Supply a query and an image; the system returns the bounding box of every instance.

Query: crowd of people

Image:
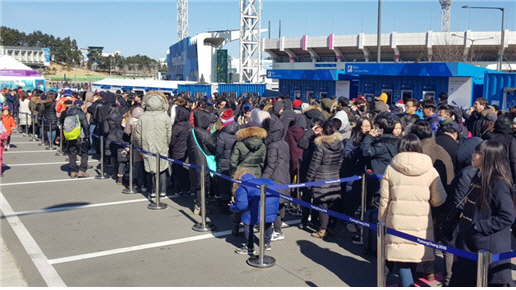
[1,87,516,286]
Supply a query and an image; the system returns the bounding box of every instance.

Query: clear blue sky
[2,0,514,60]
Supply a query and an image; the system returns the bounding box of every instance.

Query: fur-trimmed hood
[314,132,344,147]
[481,105,496,116]
[142,91,169,112]
[302,104,322,114]
[236,127,267,140]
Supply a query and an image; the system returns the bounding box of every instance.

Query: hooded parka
[379,152,447,263]
[134,92,171,173]
[230,126,267,178]
[262,118,291,201]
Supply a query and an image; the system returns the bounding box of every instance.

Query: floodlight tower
[177,0,188,41]
[239,0,262,83]
[439,0,453,32]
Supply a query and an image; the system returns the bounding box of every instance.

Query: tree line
[0,27,167,75]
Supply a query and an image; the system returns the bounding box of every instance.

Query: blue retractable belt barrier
[492,251,516,262]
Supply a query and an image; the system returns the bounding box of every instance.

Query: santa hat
[219,109,234,123]
[293,100,302,108]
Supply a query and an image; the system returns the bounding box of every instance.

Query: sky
[1,0,515,60]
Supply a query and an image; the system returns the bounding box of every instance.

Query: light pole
[462,5,505,71]
[451,34,494,62]
[377,0,382,63]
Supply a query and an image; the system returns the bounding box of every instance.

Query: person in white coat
[379,134,447,287]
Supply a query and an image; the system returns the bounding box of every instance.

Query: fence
[12,111,516,284]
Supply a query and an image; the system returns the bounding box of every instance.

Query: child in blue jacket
[230,169,280,255]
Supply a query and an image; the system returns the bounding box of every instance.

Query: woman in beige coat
[379,134,447,287]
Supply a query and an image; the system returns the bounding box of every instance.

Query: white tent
[0,55,45,90]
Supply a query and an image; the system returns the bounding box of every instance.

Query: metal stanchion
[23,113,28,137]
[377,222,386,287]
[30,114,39,142]
[55,125,64,156]
[352,173,368,246]
[95,136,109,179]
[39,119,46,146]
[122,143,137,194]
[148,153,167,210]
[248,184,276,268]
[192,164,215,231]
[476,250,491,287]
[16,111,20,133]
[46,121,55,150]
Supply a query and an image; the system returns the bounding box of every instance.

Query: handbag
[191,128,216,177]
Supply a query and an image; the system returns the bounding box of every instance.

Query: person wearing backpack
[60,100,90,178]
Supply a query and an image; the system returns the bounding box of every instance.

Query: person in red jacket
[1,107,16,151]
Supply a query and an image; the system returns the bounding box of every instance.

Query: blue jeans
[40,128,56,144]
[89,124,96,150]
[396,262,417,287]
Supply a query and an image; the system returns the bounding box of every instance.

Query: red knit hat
[293,100,302,108]
[219,109,233,122]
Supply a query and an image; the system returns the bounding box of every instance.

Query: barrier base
[38,143,44,146]
[30,138,39,142]
[192,222,216,232]
[45,146,55,151]
[95,174,110,180]
[22,133,27,137]
[122,188,138,194]
[147,202,167,210]
[55,151,64,156]
[247,255,276,268]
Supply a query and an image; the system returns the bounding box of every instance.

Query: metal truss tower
[177,0,188,41]
[239,0,262,83]
[439,0,453,32]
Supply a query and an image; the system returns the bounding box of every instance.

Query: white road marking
[6,160,96,167]
[1,177,95,186]
[0,193,66,286]
[4,150,57,154]
[47,219,301,265]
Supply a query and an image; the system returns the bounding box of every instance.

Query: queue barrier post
[55,125,64,156]
[23,113,28,137]
[192,164,215,231]
[16,110,20,134]
[247,184,276,268]
[95,136,109,179]
[122,142,137,194]
[352,173,368,246]
[30,114,39,142]
[147,152,167,210]
[39,118,46,146]
[477,250,491,287]
[376,222,386,287]
[46,121,55,150]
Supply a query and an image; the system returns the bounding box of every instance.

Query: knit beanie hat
[293,100,302,108]
[379,93,388,104]
[250,108,270,125]
[219,109,234,123]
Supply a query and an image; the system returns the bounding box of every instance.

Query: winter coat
[333,110,351,140]
[298,128,317,182]
[359,134,399,175]
[18,98,31,126]
[187,109,216,189]
[320,98,336,120]
[262,118,291,200]
[1,114,16,134]
[84,92,95,123]
[36,99,58,130]
[124,107,144,162]
[302,105,326,127]
[456,137,483,172]
[103,107,127,160]
[134,92,172,173]
[285,120,305,176]
[306,132,345,202]
[484,129,516,184]
[230,127,267,178]
[464,106,496,137]
[421,138,455,188]
[379,152,447,263]
[230,173,279,225]
[425,112,440,135]
[216,120,240,174]
[170,105,192,160]
[281,99,297,130]
[435,134,458,171]
[451,175,515,287]
[372,99,389,115]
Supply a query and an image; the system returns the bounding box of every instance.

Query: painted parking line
[4,150,57,154]
[0,193,66,286]
[47,219,301,265]
[1,177,95,186]
[7,160,97,167]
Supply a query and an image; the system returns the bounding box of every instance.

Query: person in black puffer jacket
[215,109,240,213]
[306,119,344,239]
[103,103,127,183]
[169,99,192,195]
[483,114,516,184]
[36,92,58,145]
[187,109,216,214]
[262,117,291,241]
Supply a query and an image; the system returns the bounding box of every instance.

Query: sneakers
[265,244,272,251]
[159,192,166,198]
[193,205,201,215]
[140,187,148,193]
[311,229,327,239]
[116,175,123,185]
[298,222,308,230]
[271,231,284,242]
[87,149,96,155]
[70,172,78,179]
[150,192,157,198]
[235,244,256,255]
[78,171,89,178]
